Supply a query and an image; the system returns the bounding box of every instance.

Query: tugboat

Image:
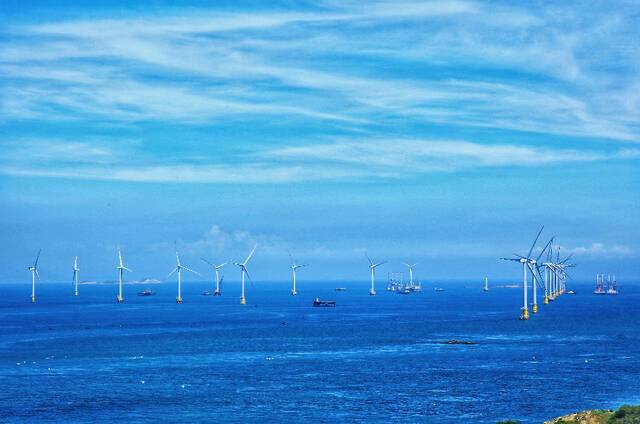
[137,289,155,296]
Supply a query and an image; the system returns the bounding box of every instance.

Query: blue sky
[1,0,639,283]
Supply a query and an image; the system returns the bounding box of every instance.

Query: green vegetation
[511,404,640,424]
[609,405,640,423]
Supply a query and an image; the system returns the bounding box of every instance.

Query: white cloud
[563,243,635,257]
[1,2,638,141]
[1,138,638,183]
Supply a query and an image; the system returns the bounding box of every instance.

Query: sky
[0,0,639,284]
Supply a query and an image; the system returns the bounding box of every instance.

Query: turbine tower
[289,252,306,296]
[402,262,417,286]
[28,249,41,303]
[483,276,489,292]
[116,248,132,303]
[72,256,79,296]
[366,254,386,296]
[235,244,257,305]
[201,258,228,296]
[168,250,200,304]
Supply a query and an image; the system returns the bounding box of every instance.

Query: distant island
[498,405,640,424]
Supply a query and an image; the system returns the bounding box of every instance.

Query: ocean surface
[0,279,638,423]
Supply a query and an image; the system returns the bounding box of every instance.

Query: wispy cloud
[562,243,636,257]
[1,138,638,183]
[1,1,638,142]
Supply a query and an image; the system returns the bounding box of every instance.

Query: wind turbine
[28,249,41,303]
[116,248,132,303]
[502,226,551,320]
[483,276,489,292]
[235,244,257,305]
[289,252,306,296]
[402,262,417,286]
[72,256,79,296]
[200,258,227,296]
[366,254,386,296]
[168,250,201,304]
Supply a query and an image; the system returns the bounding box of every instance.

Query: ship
[313,297,336,307]
[334,287,347,292]
[137,289,155,296]
[594,273,618,295]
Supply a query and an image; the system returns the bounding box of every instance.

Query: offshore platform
[594,274,618,295]
[386,272,422,294]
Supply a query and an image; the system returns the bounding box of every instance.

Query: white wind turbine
[168,250,201,304]
[116,248,132,303]
[201,258,228,296]
[28,249,41,303]
[366,254,386,296]
[502,226,550,320]
[235,244,257,305]
[72,256,79,296]
[289,252,306,296]
[402,262,417,286]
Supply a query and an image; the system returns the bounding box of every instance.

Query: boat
[313,297,336,307]
[202,290,213,296]
[567,290,576,294]
[434,287,444,292]
[334,287,347,292]
[137,289,155,296]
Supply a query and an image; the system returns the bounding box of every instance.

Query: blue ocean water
[0,280,638,423]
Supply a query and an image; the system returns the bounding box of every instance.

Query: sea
[0,280,638,423]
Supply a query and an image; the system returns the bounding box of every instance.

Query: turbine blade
[243,244,258,265]
[35,269,41,280]
[124,267,133,273]
[560,253,574,265]
[365,253,373,265]
[536,237,555,263]
[527,225,544,259]
[216,261,228,269]
[167,267,178,278]
[200,257,215,267]
[182,266,202,277]
[34,249,41,268]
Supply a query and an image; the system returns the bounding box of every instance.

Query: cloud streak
[1,138,638,183]
[1,1,638,142]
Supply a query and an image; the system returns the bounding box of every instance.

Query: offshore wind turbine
[168,250,201,304]
[235,244,257,305]
[28,249,41,303]
[402,262,417,286]
[502,226,547,320]
[201,258,227,296]
[366,254,386,296]
[289,252,306,296]
[72,256,79,296]
[116,248,132,303]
